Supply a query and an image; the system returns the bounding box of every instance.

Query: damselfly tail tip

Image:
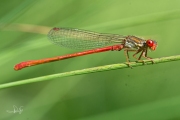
[14,63,23,71]
[14,61,30,71]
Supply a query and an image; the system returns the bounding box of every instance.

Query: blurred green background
[1,0,180,120]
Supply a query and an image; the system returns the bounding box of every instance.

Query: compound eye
[146,40,154,47]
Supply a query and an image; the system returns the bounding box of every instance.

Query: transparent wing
[48,27,125,49]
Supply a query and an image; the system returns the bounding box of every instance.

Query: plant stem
[1,55,180,89]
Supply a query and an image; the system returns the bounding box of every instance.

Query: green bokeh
[1,0,180,120]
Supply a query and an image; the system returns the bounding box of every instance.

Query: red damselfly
[14,27,157,70]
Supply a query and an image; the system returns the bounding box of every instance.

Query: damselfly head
[146,39,157,51]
